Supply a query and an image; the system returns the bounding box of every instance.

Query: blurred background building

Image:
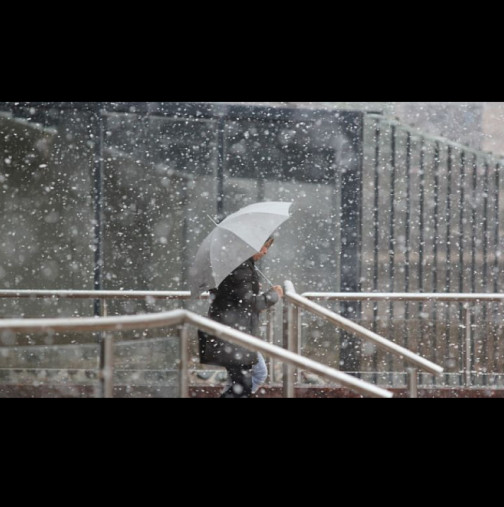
[232,102,504,156]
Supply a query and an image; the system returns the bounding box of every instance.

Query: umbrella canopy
[189,201,293,297]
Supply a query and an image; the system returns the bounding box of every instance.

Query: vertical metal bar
[92,108,108,398]
[432,142,440,293]
[404,131,412,293]
[470,155,478,382]
[493,163,500,294]
[407,367,418,398]
[445,146,452,293]
[265,306,275,383]
[470,155,478,378]
[217,118,225,222]
[404,131,412,350]
[432,142,440,364]
[92,110,104,317]
[464,305,472,387]
[99,333,114,398]
[373,119,381,302]
[372,119,380,379]
[282,298,295,398]
[482,160,490,289]
[458,151,466,293]
[179,323,189,398]
[296,307,301,384]
[418,137,426,357]
[492,163,500,375]
[458,151,466,377]
[387,125,396,379]
[388,124,396,300]
[445,145,452,384]
[482,160,490,380]
[471,154,478,293]
[418,137,425,292]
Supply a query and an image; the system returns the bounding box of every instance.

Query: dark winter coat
[198,258,279,368]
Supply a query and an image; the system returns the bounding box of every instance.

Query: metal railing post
[98,332,114,398]
[265,306,276,383]
[179,323,189,398]
[282,295,296,398]
[407,367,418,398]
[463,304,472,387]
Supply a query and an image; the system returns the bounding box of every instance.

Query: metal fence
[0,297,393,398]
[301,291,504,387]
[362,114,504,296]
[336,114,504,376]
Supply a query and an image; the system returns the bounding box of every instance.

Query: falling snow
[1,102,504,397]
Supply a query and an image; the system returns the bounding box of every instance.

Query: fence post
[98,332,114,398]
[282,298,296,398]
[265,306,276,383]
[296,307,302,385]
[407,367,418,398]
[463,305,472,387]
[92,109,104,319]
[179,323,189,398]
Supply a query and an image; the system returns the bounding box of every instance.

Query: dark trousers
[220,365,253,398]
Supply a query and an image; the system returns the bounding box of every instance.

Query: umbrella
[189,201,293,297]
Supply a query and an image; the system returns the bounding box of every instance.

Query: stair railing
[302,291,504,388]
[0,308,393,398]
[283,281,444,397]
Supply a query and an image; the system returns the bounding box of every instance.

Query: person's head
[252,236,274,262]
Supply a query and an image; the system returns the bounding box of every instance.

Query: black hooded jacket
[198,258,279,367]
[209,258,278,335]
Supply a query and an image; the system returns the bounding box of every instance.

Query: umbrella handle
[255,266,274,288]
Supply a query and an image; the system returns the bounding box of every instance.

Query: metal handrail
[302,291,504,388]
[283,281,443,397]
[0,309,393,399]
[301,291,504,303]
[286,282,443,374]
[0,288,280,385]
[0,289,199,300]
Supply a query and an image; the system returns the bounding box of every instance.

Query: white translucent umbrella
[189,201,293,297]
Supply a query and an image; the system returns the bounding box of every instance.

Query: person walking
[199,236,283,398]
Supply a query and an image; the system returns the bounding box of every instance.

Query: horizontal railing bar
[0,309,189,334]
[0,289,204,300]
[302,292,504,303]
[0,309,392,398]
[183,312,392,398]
[285,283,443,375]
[6,288,498,304]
